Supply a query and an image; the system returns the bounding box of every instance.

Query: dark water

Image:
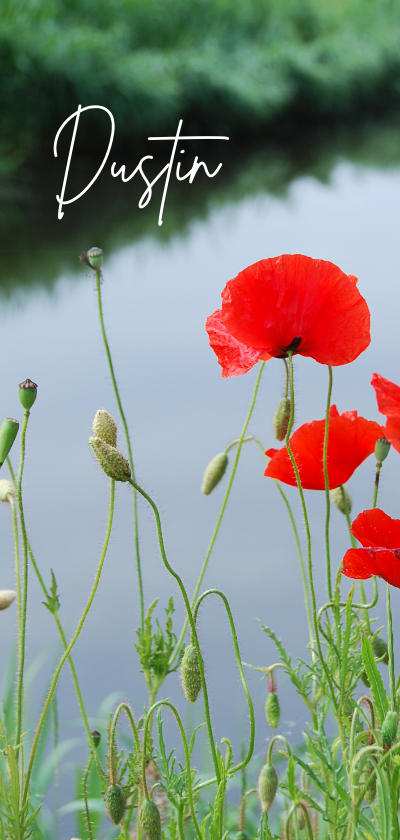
[2,122,400,837]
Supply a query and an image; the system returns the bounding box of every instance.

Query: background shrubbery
[3,0,400,171]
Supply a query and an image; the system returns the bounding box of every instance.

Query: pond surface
[2,124,400,836]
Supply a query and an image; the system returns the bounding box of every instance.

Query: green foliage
[41,570,60,615]
[135,598,180,700]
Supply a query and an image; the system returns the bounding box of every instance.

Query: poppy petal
[205,310,268,378]
[371,373,400,453]
[264,406,384,490]
[350,509,400,549]
[343,547,400,588]
[221,254,370,366]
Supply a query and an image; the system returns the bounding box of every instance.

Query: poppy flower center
[277,336,303,359]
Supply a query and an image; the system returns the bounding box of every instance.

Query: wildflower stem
[286,354,337,708]
[15,409,29,760]
[171,361,266,665]
[142,699,202,837]
[387,584,395,710]
[323,366,333,600]
[83,752,94,840]
[372,462,382,509]
[23,480,115,801]
[339,484,376,625]
[128,477,221,783]
[9,495,21,641]
[193,589,255,772]
[95,270,144,635]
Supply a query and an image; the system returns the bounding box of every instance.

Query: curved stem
[23,480,115,800]
[128,478,220,783]
[142,700,202,838]
[96,270,144,635]
[15,409,29,756]
[286,354,337,708]
[109,702,141,758]
[171,362,266,664]
[193,589,255,772]
[323,367,333,600]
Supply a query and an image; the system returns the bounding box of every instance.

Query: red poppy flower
[342,509,400,588]
[264,406,385,490]
[206,254,370,376]
[371,372,400,453]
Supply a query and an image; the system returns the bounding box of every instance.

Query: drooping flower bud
[180,642,202,702]
[372,635,389,665]
[258,762,278,812]
[92,410,117,447]
[106,783,126,824]
[87,247,103,270]
[265,691,280,729]
[330,485,352,515]
[0,419,19,467]
[360,760,376,803]
[91,730,101,748]
[235,832,248,840]
[89,437,131,482]
[0,591,16,610]
[273,398,291,441]
[375,437,391,464]
[381,710,398,747]
[19,379,37,411]
[201,452,228,495]
[0,480,15,502]
[139,798,162,840]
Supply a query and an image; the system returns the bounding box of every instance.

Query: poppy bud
[258,762,278,812]
[139,798,162,840]
[91,730,101,748]
[273,398,291,441]
[381,710,398,747]
[330,485,352,515]
[0,480,15,502]
[265,691,280,729]
[89,437,131,482]
[0,590,16,610]
[372,635,389,665]
[0,419,19,467]
[87,247,103,270]
[235,833,248,840]
[201,452,228,495]
[92,410,117,447]
[106,783,126,824]
[360,760,376,803]
[19,379,37,411]
[375,437,390,464]
[180,642,202,702]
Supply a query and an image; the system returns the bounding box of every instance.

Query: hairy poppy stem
[387,585,395,710]
[323,367,333,601]
[15,409,30,761]
[286,354,337,708]
[372,462,382,509]
[95,270,144,636]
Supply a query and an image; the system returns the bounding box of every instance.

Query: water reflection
[1,123,400,837]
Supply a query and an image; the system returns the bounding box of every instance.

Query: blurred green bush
[2,0,400,171]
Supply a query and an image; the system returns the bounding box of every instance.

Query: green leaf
[375,763,392,840]
[362,636,388,725]
[287,755,296,799]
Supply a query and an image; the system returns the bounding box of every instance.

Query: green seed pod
[235,832,248,840]
[180,643,202,702]
[106,783,126,824]
[87,246,103,270]
[0,590,16,610]
[0,480,15,502]
[375,437,391,464]
[265,691,280,729]
[273,398,291,441]
[330,485,352,515]
[360,760,376,803]
[0,419,19,467]
[91,730,101,748]
[258,763,278,812]
[372,635,389,665]
[381,710,398,747]
[139,798,162,840]
[201,452,228,495]
[18,379,37,410]
[93,410,117,447]
[89,437,131,482]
